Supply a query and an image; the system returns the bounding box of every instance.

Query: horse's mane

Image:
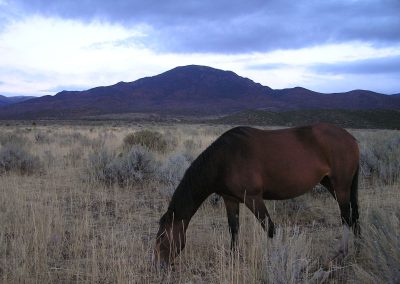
[167,136,224,218]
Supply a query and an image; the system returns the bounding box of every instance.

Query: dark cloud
[313,55,400,75]
[8,0,400,53]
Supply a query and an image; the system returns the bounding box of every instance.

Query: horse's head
[154,209,186,267]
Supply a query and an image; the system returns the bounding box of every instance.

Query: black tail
[350,165,360,236]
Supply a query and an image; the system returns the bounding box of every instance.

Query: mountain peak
[158,64,240,80]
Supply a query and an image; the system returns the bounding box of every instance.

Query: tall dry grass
[0,123,398,283]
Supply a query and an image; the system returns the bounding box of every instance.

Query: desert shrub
[159,154,190,188]
[115,146,159,186]
[0,131,29,148]
[353,209,400,283]
[262,226,316,283]
[358,132,400,184]
[86,148,115,185]
[0,144,42,175]
[123,130,168,153]
[86,146,159,187]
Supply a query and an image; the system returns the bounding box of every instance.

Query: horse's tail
[350,164,360,236]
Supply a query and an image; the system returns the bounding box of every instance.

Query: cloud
[0,1,399,96]
[0,17,157,95]
[10,0,400,53]
[312,55,400,75]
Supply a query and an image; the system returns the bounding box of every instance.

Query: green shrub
[123,130,168,153]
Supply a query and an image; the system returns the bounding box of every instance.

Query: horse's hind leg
[338,202,351,256]
[244,197,275,238]
[324,176,353,258]
[222,196,240,250]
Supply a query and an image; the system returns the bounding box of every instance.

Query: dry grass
[0,123,399,283]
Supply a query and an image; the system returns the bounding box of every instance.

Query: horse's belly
[262,174,322,200]
[262,185,311,200]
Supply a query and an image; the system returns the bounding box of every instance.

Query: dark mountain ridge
[0,95,36,107]
[0,65,399,119]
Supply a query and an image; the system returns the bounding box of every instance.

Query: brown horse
[154,123,360,266]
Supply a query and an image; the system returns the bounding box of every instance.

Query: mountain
[0,95,35,107]
[0,65,399,119]
[272,88,400,109]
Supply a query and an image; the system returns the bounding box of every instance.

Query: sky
[0,0,399,97]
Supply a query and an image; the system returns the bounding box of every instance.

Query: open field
[0,122,399,283]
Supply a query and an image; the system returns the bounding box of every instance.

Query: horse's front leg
[222,196,240,250]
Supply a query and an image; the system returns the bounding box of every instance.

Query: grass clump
[123,130,168,153]
[262,226,315,283]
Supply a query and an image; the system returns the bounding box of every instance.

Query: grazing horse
[154,123,360,266]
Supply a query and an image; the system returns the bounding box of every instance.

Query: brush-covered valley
[0,121,399,283]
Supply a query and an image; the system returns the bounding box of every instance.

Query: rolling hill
[213,109,400,129]
[0,65,399,119]
[0,95,35,107]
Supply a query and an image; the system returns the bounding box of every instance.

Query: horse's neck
[168,174,211,226]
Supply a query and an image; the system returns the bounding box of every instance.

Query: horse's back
[214,124,359,200]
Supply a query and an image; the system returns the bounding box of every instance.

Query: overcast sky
[0,0,399,96]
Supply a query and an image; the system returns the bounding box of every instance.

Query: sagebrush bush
[353,209,400,283]
[358,131,400,184]
[116,146,159,185]
[86,148,115,185]
[0,131,29,148]
[159,154,190,189]
[123,130,168,153]
[0,144,42,175]
[87,146,159,187]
